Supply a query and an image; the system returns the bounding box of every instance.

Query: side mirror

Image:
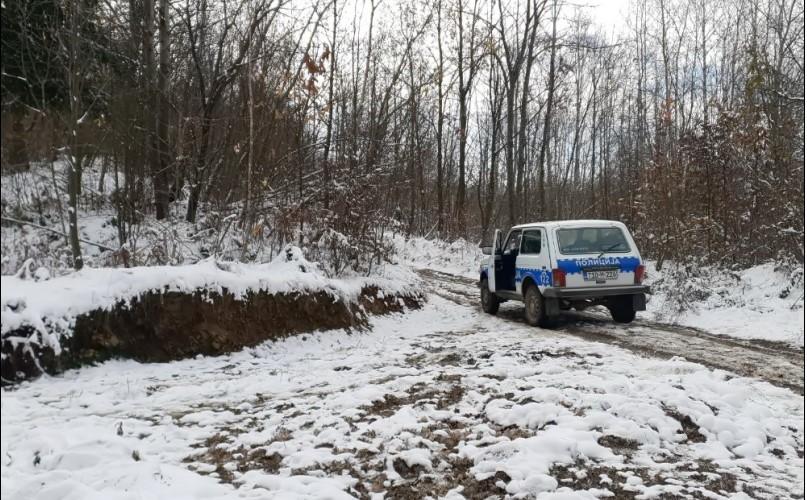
[481,246,493,255]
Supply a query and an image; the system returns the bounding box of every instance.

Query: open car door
[489,229,502,292]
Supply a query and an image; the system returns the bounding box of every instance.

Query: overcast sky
[583,0,632,34]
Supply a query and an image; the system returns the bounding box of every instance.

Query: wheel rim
[481,287,489,307]
[526,290,539,321]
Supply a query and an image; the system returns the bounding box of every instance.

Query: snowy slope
[645,262,805,347]
[391,235,484,279]
[2,247,420,354]
[2,161,125,274]
[1,295,802,499]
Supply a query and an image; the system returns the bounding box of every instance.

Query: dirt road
[418,268,805,394]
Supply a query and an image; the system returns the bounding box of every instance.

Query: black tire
[480,278,499,315]
[608,296,637,323]
[524,284,554,328]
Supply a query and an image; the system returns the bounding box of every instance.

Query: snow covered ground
[645,262,805,347]
[392,236,805,347]
[1,161,124,274]
[1,293,803,499]
[391,235,484,279]
[2,162,803,497]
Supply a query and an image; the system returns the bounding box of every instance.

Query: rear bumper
[542,285,650,299]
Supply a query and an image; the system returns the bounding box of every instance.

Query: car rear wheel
[480,278,499,315]
[608,296,636,323]
[524,284,553,328]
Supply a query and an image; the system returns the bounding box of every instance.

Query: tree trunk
[323,0,337,211]
[455,0,468,236]
[517,9,539,219]
[67,159,83,270]
[66,0,84,270]
[505,83,516,225]
[186,113,210,223]
[407,56,417,235]
[590,72,597,214]
[537,0,558,219]
[154,0,170,219]
[436,0,444,234]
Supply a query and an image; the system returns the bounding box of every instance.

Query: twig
[790,290,804,310]
[1,216,117,252]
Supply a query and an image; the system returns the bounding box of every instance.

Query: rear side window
[556,227,630,255]
[521,230,542,254]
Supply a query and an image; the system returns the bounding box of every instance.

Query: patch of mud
[439,353,463,366]
[598,435,641,453]
[549,458,745,499]
[382,457,511,500]
[184,433,285,484]
[549,461,653,498]
[361,378,466,418]
[682,460,739,495]
[664,407,707,443]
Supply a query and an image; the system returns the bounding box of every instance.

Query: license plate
[583,270,618,282]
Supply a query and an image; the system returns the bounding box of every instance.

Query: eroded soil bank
[1,285,421,384]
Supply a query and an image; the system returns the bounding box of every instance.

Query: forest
[2,3,805,497]
[1,0,804,274]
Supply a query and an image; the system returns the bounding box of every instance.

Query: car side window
[520,230,542,255]
[504,231,522,253]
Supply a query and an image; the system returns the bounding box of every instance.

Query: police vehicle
[479,220,650,327]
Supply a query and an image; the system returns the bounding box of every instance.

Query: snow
[391,234,804,347]
[3,160,801,348]
[391,235,803,346]
[1,247,420,354]
[645,262,805,347]
[391,234,484,279]
[3,161,400,276]
[395,448,433,471]
[1,294,803,499]
[2,161,803,497]
[238,473,356,499]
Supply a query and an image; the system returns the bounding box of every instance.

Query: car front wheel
[524,284,553,328]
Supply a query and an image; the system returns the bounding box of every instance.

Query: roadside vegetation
[1,0,803,278]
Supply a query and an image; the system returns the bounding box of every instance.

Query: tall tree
[536,0,558,220]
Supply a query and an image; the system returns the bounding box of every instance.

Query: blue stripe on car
[556,256,640,275]
[515,268,553,286]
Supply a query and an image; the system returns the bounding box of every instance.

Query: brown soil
[184,432,284,484]
[2,285,422,384]
[664,407,707,443]
[598,434,641,453]
[379,456,511,500]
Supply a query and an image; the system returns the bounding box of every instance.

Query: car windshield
[556,227,630,255]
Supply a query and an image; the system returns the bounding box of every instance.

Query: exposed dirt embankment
[2,286,421,384]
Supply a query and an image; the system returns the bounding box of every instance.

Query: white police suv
[479,220,650,327]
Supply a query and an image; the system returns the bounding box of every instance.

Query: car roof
[511,219,626,230]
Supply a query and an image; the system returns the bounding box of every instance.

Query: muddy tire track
[418,268,805,393]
